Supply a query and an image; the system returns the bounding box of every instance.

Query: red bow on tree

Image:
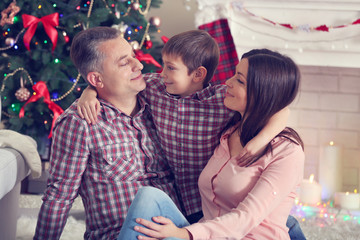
[135,50,162,68]
[161,36,169,44]
[19,81,64,138]
[22,13,59,52]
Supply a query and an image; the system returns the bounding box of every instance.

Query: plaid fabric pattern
[142,73,234,216]
[199,18,239,85]
[34,97,178,240]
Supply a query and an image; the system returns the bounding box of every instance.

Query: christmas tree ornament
[22,13,59,52]
[144,40,153,49]
[5,37,15,46]
[149,16,161,27]
[19,81,64,138]
[131,2,140,11]
[62,31,70,43]
[1,0,163,140]
[0,0,20,27]
[144,34,152,49]
[130,40,140,50]
[15,77,31,102]
[112,22,129,34]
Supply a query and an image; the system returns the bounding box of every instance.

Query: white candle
[319,141,342,200]
[334,190,360,210]
[299,174,322,205]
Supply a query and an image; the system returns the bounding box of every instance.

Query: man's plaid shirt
[142,73,234,216]
[34,96,178,240]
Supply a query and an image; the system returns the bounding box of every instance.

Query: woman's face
[224,58,248,115]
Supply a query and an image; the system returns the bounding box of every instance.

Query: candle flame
[329,141,334,146]
[355,189,358,194]
[346,192,349,195]
[309,174,314,183]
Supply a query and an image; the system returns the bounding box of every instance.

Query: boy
[78,30,288,223]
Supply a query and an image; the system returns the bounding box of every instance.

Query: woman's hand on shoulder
[77,86,100,125]
[238,139,267,166]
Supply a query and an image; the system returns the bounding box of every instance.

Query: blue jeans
[287,215,306,240]
[117,186,306,240]
[117,186,189,240]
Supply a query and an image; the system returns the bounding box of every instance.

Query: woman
[117,49,305,240]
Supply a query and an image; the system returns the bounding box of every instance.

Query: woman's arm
[185,140,304,239]
[240,107,290,165]
[77,86,100,125]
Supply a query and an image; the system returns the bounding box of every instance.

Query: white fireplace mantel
[195,0,360,68]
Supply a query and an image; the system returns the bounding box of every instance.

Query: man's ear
[86,72,103,88]
[193,66,207,83]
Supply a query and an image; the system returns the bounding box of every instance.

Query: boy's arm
[240,107,290,164]
[77,85,100,124]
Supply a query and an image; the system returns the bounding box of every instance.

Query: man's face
[160,54,199,97]
[97,36,145,101]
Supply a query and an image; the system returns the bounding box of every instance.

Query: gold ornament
[5,37,15,46]
[15,77,30,102]
[130,40,140,50]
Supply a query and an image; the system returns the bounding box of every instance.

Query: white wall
[289,65,360,192]
[148,0,198,39]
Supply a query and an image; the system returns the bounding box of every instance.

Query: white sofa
[0,147,30,240]
[0,98,42,239]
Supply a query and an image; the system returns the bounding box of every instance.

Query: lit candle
[334,189,360,210]
[319,141,342,200]
[299,174,322,205]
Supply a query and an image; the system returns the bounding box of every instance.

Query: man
[34,27,179,240]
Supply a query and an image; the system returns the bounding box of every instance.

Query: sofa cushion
[0,148,30,199]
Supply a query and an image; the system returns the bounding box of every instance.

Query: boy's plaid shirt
[142,73,234,215]
[139,19,238,215]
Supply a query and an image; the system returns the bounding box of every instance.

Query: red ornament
[315,25,329,32]
[280,24,293,30]
[145,40,153,49]
[353,19,360,25]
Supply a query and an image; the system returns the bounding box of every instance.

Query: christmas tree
[0,0,163,152]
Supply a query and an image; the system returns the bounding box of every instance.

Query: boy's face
[161,54,201,97]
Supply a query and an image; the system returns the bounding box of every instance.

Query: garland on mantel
[232,2,360,32]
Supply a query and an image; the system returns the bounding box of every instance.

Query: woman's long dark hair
[224,49,304,164]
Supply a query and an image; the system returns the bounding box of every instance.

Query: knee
[136,186,168,200]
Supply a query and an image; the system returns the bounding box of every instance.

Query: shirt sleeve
[185,140,304,239]
[34,115,89,239]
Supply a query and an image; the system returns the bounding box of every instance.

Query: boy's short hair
[162,30,220,86]
[70,27,121,81]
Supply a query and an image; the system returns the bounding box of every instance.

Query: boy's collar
[164,82,213,100]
